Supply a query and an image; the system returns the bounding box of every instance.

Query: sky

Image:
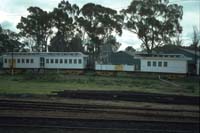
[0,0,199,50]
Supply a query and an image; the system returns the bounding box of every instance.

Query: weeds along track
[56,90,200,105]
[0,116,199,133]
[0,99,199,123]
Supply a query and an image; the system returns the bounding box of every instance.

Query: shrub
[186,85,196,93]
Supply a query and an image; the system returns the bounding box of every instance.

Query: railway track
[56,90,200,105]
[0,116,199,133]
[0,99,198,112]
[0,99,199,122]
[0,99,199,132]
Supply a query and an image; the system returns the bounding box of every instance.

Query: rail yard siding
[140,59,188,74]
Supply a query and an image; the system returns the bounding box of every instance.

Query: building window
[147,61,151,67]
[78,59,82,64]
[46,59,49,64]
[55,59,58,64]
[153,61,157,67]
[26,59,29,63]
[4,59,7,63]
[31,59,34,63]
[60,59,63,64]
[22,59,25,64]
[51,59,54,63]
[64,59,68,64]
[158,62,162,67]
[17,59,20,63]
[164,62,168,67]
[74,59,77,64]
[69,59,72,64]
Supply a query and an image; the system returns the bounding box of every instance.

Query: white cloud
[180,10,200,46]
[117,30,141,50]
[68,0,131,10]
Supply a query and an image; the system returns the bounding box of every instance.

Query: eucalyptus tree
[122,0,183,54]
[125,46,136,53]
[0,25,9,54]
[50,0,80,52]
[17,7,52,52]
[192,26,200,73]
[0,26,25,54]
[103,35,121,52]
[78,3,124,58]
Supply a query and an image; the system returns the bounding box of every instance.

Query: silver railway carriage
[2,52,88,70]
[1,52,196,75]
[135,54,192,74]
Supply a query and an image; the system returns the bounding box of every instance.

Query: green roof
[110,51,140,65]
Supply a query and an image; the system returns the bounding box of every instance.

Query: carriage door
[9,59,16,68]
[40,57,45,68]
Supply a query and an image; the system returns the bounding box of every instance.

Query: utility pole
[193,26,199,75]
[11,48,14,76]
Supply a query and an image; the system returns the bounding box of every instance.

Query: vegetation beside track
[0,73,199,96]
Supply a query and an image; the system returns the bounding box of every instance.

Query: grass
[0,73,199,96]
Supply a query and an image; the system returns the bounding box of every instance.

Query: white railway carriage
[3,52,88,70]
[95,64,134,72]
[135,54,191,74]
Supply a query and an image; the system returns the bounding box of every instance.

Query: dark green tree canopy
[0,25,25,54]
[17,7,52,52]
[49,0,80,52]
[122,0,183,54]
[125,46,136,53]
[79,3,124,58]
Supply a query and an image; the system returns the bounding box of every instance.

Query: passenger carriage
[2,52,88,72]
[135,54,192,74]
[1,51,195,75]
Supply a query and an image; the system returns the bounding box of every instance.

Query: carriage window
[74,59,77,64]
[55,59,58,64]
[69,59,72,64]
[60,59,63,64]
[64,59,68,64]
[51,59,54,63]
[147,61,151,66]
[153,61,157,67]
[78,59,82,64]
[17,59,20,63]
[164,62,168,67]
[46,59,49,64]
[31,59,34,63]
[22,59,25,63]
[4,59,7,63]
[26,59,29,63]
[158,62,162,67]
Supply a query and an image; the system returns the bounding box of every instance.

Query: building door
[40,57,45,68]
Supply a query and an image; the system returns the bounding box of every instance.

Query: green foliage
[0,25,25,54]
[79,3,124,58]
[122,0,183,54]
[49,1,80,52]
[186,85,196,93]
[125,46,136,53]
[17,7,52,52]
